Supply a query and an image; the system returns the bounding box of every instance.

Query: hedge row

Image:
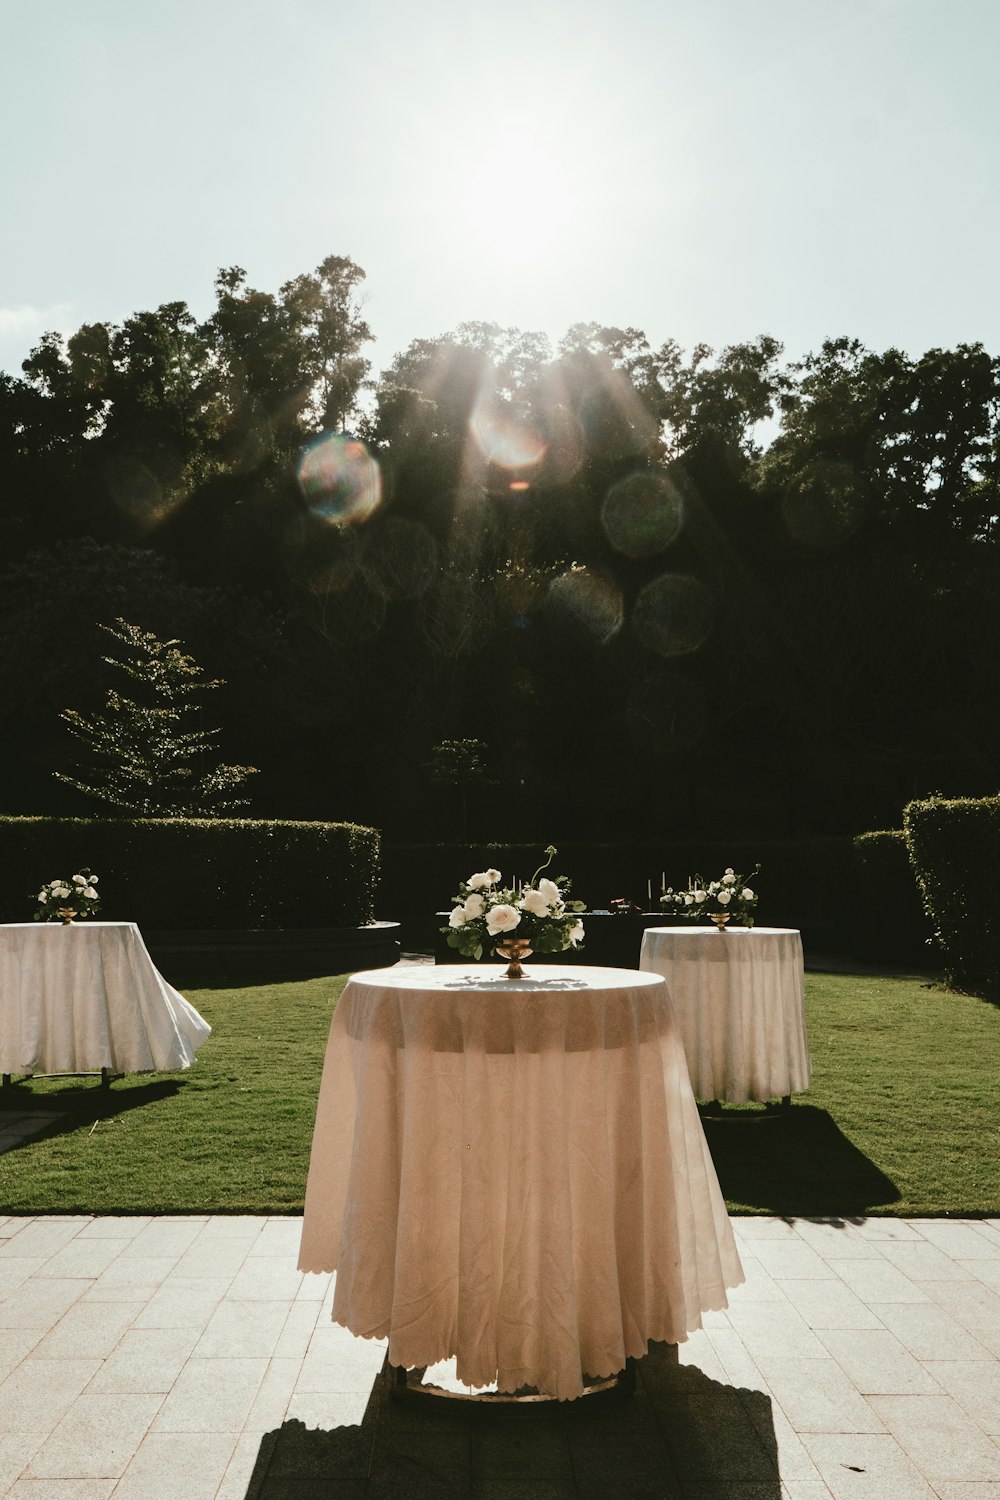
[0,817,380,930]
[904,795,1000,997]
[377,838,857,947]
[851,830,936,965]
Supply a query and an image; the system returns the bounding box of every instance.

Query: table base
[2,1070,122,1090]
[388,1358,636,1411]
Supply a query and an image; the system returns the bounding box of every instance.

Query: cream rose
[519,888,550,916]
[717,889,732,905]
[463,893,485,919]
[486,904,521,936]
[448,906,467,928]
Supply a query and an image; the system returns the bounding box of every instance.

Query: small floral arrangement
[442,845,586,960]
[660,866,759,925]
[34,869,101,922]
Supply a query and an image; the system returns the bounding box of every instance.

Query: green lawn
[1,970,997,1218]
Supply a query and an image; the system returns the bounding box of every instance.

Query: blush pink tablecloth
[0,922,210,1075]
[298,963,743,1401]
[639,926,812,1104]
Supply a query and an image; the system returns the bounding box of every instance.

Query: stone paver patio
[1,1213,1000,1497]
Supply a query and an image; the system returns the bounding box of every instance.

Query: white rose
[725,867,735,875]
[448,906,467,928]
[89,875,99,883]
[718,889,732,905]
[721,873,736,885]
[741,887,755,901]
[38,890,48,902]
[467,869,500,891]
[485,868,501,885]
[463,893,485,919]
[693,889,706,903]
[84,887,98,899]
[683,893,693,906]
[520,888,550,916]
[54,886,70,898]
[537,877,562,907]
[73,874,87,885]
[486,904,521,936]
[708,881,719,894]
[567,919,584,944]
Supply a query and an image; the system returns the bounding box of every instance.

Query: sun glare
[459,122,578,266]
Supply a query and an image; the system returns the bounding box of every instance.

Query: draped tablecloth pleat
[0,922,211,1075]
[298,964,743,1401]
[640,926,812,1103]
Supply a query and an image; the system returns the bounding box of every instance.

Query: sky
[2,0,999,389]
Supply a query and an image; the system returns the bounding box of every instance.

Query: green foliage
[852,831,935,965]
[56,618,258,816]
[904,795,1000,996]
[0,816,380,929]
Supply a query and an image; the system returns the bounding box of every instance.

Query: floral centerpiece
[660,866,759,928]
[442,845,585,974]
[34,870,101,923]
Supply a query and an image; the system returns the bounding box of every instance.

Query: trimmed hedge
[852,830,936,965]
[378,838,857,950]
[904,795,1000,997]
[0,817,380,930]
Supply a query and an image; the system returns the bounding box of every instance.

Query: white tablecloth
[0,922,211,1075]
[639,926,811,1104]
[298,963,743,1401]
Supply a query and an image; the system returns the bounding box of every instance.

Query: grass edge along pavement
[0,970,997,1218]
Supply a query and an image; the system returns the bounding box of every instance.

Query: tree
[55,619,258,816]
[426,738,496,840]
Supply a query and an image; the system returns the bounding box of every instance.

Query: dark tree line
[2,254,998,841]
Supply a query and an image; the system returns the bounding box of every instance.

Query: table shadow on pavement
[702,1102,900,1217]
[242,1344,780,1499]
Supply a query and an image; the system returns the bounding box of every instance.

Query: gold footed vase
[494,937,533,978]
[57,908,77,925]
[709,912,730,931]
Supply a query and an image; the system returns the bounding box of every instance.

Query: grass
[1,969,998,1218]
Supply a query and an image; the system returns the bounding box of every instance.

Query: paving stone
[733,1218,803,1242]
[867,1394,1000,1482]
[793,1222,877,1260]
[273,1299,325,1359]
[0,1223,81,1262]
[283,1389,374,1429]
[118,1221,204,1259]
[852,1221,926,1243]
[910,1224,1000,1260]
[248,1220,304,1258]
[244,1357,302,1432]
[0,1433,46,1495]
[815,1330,939,1394]
[919,1282,1000,1356]
[26,1393,162,1479]
[778,1482,837,1499]
[922,1361,1000,1436]
[109,1430,237,1500]
[296,1326,388,1394]
[0,1260,50,1300]
[727,1256,789,1302]
[81,1257,179,1303]
[130,1276,231,1330]
[192,1298,291,1358]
[653,1389,780,1483]
[74,1218,150,1241]
[86,1327,200,1394]
[877,1240,980,1282]
[199,1216,265,1240]
[961,1261,1000,1294]
[932,1484,1000,1498]
[169,1238,254,1279]
[474,1421,573,1481]
[0,1281,91,1331]
[296,1270,331,1303]
[0,1328,43,1384]
[33,1239,130,1282]
[214,1431,269,1500]
[724,1301,830,1361]
[773,1278,884,1330]
[826,1259,930,1304]
[31,1301,136,1360]
[756,1357,884,1434]
[6,1478,118,1497]
[799,1432,935,1498]
[152,1356,268,1432]
[0,1359,102,1438]
[751,1241,836,1280]
[868,1302,992,1362]
[225,1257,305,1302]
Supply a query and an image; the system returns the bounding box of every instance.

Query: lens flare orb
[634,573,714,658]
[297,433,381,526]
[601,470,685,559]
[470,396,547,472]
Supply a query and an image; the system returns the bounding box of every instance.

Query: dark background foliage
[2,262,998,855]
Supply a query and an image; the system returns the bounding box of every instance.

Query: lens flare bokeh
[547,567,624,645]
[297,433,381,526]
[633,573,714,658]
[601,470,685,558]
[469,396,547,471]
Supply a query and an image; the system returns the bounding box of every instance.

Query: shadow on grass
[0,1077,183,1148]
[703,1103,900,1217]
[243,1348,780,1498]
